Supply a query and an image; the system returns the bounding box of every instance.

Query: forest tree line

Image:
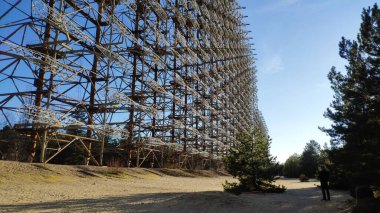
[285,3,380,191]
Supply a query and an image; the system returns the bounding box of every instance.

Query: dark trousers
[321,182,330,200]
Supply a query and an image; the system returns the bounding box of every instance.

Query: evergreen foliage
[223,128,286,194]
[0,127,30,161]
[283,140,324,178]
[321,3,380,187]
[49,110,87,164]
[300,140,321,178]
[283,153,301,178]
[318,143,331,166]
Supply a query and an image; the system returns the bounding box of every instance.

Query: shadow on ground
[0,188,350,213]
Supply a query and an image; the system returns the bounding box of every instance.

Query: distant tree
[300,140,321,178]
[283,153,301,178]
[276,163,284,176]
[321,4,380,187]
[65,110,87,137]
[49,110,87,165]
[0,129,30,161]
[223,128,285,193]
[2,125,11,131]
[318,142,331,166]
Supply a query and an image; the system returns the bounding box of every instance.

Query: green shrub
[223,180,287,195]
[223,181,247,195]
[257,181,287,193]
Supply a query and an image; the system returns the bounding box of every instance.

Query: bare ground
[0,161,351,212]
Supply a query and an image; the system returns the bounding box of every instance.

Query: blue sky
[239,0,378,163]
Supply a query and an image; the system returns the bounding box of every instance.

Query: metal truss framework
[0,0,267,168]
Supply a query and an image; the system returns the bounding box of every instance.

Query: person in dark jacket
[318,165,330,201]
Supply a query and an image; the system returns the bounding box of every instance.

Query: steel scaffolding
[0,0,266,168]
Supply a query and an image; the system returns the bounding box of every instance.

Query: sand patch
[0,160,351,212]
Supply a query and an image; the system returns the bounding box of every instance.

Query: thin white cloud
[263,54,284,75]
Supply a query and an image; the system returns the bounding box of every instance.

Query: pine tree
[283,153,301,178]
[223,127,285,193]
[322,4,380,187]
[300,140,321,178]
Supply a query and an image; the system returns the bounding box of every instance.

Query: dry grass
[0,160,351,213]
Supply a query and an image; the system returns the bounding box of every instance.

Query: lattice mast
[0,0,264,167]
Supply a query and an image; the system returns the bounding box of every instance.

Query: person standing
[318,166,330,201]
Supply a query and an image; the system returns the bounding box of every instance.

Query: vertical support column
[127,0,142,166]
[40,0,65,163]
[31,0,55,163]
[170,0,179,145]
[85,1,104,165]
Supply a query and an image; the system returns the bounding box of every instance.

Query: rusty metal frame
[0,0,267,169]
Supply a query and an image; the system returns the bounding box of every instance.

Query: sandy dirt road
[0,161,350,212]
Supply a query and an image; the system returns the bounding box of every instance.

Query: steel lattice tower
[0,0,266,168]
